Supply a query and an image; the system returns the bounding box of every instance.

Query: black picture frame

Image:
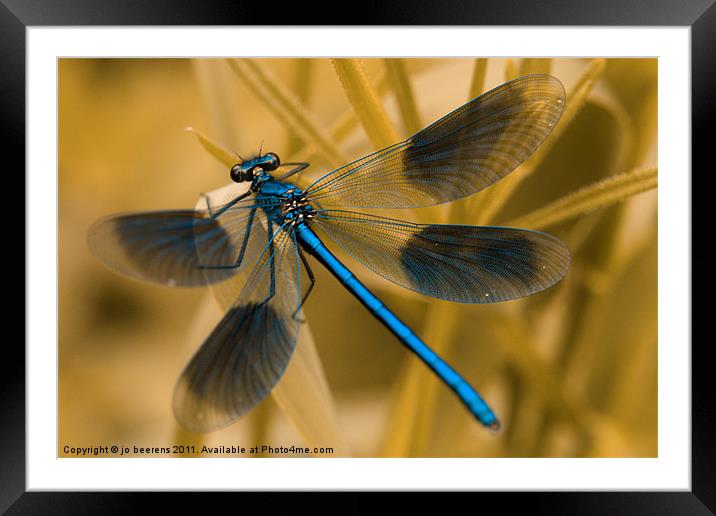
[6,0,707,512]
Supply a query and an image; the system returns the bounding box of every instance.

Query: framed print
[7,0,707,512]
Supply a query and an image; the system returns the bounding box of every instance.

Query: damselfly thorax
[231,153,317,228]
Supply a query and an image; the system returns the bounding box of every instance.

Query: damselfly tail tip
[488,419,501,432]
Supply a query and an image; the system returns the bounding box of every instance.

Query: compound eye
[230,163,247,183]
[265,152,280,171]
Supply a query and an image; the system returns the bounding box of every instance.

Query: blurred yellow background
[59,58,657,458]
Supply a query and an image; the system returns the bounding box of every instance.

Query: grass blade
[331,58,400,150]
[185,126,238,168]
[191,59,241,150]
[226,59,346,168]
[505,166,657,229]
[504,59,519,81]
[287,59,315,156]
[289,70,390,165]
[468,58,488,99]
[384,58,422,136]
[520,58,553,76]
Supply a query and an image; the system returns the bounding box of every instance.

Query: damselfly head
[230,152,281,183]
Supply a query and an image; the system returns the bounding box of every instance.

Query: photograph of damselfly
[59,57,657,458]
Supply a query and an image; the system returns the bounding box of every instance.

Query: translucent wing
[306,75,565,209]
[173,223,302,431]
[314,210,570,303]
[87,199,271,287]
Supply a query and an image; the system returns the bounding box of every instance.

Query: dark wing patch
[399,224,570,303]
[87,208,261,287]
[314,210,570,303]
[172,225,301,432]
[306,75,565,209]
[173,302,295,431]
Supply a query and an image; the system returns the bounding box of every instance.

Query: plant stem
[331,58,400,150]
[384,58,422,136]
[505,167,657,230]
[226,58,345,168]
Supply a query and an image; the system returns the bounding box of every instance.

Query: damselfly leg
[201,189,253,220]
[276,162,310,182]
[292,244,315,322]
